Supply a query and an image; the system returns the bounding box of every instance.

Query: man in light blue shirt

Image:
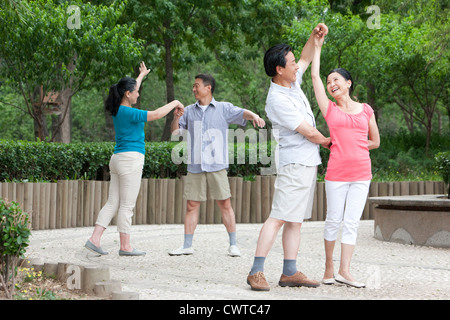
[169,74,265,257]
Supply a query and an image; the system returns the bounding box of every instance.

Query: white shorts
[269,164,317,223]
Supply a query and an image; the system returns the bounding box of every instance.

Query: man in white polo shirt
[247,24,331,291]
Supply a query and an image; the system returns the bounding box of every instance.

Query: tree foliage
[0,0,448,149]
[0,0,143,142]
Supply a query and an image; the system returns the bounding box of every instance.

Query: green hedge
[0,140,287,181]
[1,132,448,182]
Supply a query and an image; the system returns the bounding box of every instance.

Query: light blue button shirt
[178,98,247,173]
[265,69,321,170]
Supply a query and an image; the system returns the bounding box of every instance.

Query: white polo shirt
[265,69,322,171]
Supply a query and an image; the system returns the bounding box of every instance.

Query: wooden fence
[0,178,445,231]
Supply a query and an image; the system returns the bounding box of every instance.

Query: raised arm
[311,45,329,117]
[298,23,328,73]
[311,24,329,117]
[135,61,151,91]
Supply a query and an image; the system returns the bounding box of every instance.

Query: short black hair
[327,68,354,95]
[195,74,216,94]
[263,44,293,77]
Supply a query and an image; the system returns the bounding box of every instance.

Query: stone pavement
[25,220,449,300]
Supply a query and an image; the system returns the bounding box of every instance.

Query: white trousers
[323,180,371,245]
[95,152,144,234]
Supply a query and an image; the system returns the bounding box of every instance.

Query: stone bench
[369,195,450,248]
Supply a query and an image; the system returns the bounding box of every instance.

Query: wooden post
[166,179,175,224]
[260,176,270,222]
[229,177,237,216]
[241,180,251,223]
[83,266,110,295]
[93,181,102,227]
[235,177,243,221]
[316,182,325,221]
[214,201,221,224]
[32,183,40,230]
[147,179,156,224]
[206,198,214,224]
[49,183,57,229]
[23,183,33,227]
[425,181,434,194]
[174,178,183,224]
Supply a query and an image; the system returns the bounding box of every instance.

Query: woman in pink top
[311,25,380,288]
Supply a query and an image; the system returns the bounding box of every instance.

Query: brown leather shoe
[247,272,270,291]
[279,271,320,288]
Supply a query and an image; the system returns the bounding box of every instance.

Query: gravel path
[25,220,450,300]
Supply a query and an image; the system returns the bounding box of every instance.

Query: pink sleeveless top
[325,100,374,181]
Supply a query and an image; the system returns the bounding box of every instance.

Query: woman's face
[126,86,139,105]
[326,72,351,98]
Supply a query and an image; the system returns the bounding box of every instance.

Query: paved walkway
[25,221,449,300]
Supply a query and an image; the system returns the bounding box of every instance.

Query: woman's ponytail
[104,77,137,116]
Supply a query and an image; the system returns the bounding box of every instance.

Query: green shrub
[435,151,450,198]
[0,131,448,182]
[0,199,31,299]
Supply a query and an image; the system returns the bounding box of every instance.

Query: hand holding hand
[313,23,328,47]
[174,101,184,118]
[321,137,332,149]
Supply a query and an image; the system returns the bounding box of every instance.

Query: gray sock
[228,232,237,246]
[183,234,193,248]
[250,256,266,275]
[283,259,297,276]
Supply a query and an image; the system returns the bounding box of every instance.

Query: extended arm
[243,110,266,128]
[296,120,331,149]
[147,100,184,122]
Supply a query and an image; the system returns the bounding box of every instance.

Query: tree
[121,0,311,141]
[0,0,143,142]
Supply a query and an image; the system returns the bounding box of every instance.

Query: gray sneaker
[168,246,194,256]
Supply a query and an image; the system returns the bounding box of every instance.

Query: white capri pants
[95,152,144,234]
[323,180,371,245]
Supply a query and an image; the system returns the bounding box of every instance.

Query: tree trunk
[52,88,72,143]
[32,85,49,141]
[160,32,175,142]
[33,110,48,142]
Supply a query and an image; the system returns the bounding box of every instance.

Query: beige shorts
[269,163,317,223]
[183,169,231,201]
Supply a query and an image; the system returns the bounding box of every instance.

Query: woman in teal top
[85,62,184,256]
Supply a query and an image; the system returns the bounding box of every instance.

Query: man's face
[280,51,299,83]
[192,78,211,101]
